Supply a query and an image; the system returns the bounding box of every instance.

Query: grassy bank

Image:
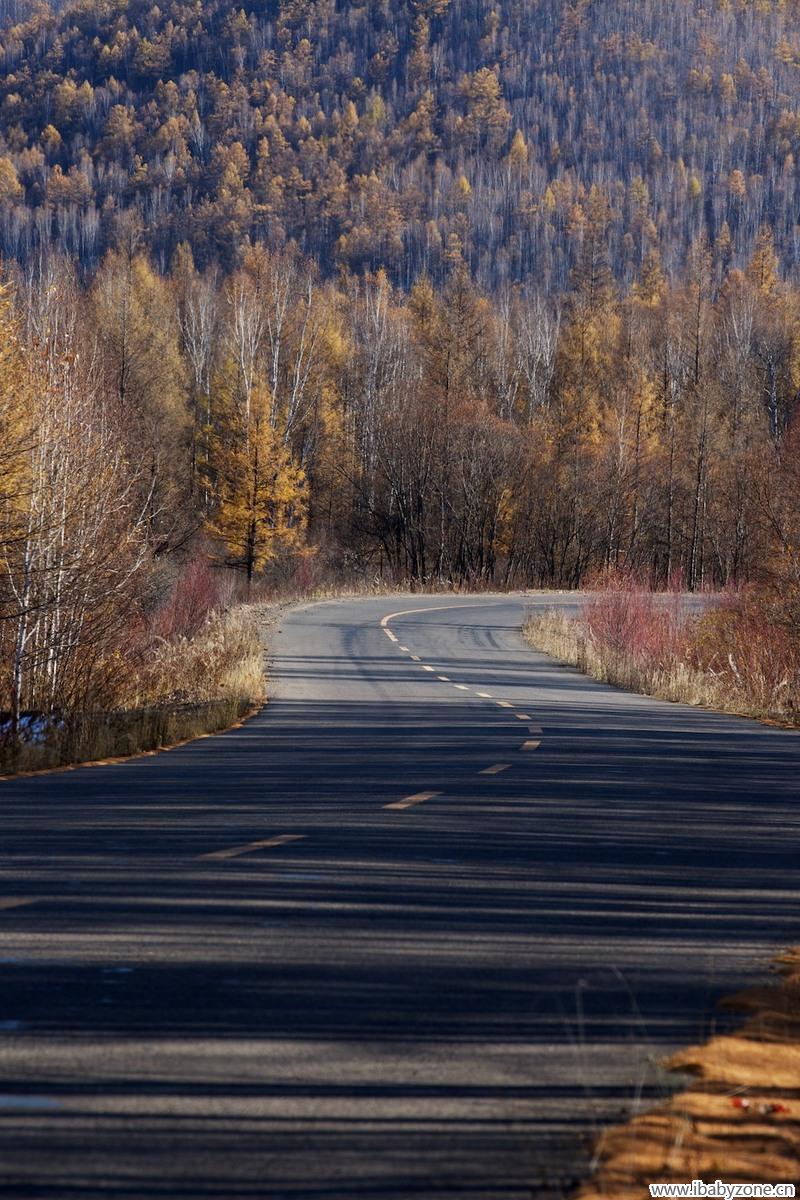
[523,608,730,712]
[579,950,800,1197]
[524,585,800,726]
[0,605,265,775]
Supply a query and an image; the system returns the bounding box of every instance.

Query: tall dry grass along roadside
[0,560,265,776]
[524,576,800,726]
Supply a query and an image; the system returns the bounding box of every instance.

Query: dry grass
[249,575,488,604]
[578,950,800,1198]
[524,610,727,710]
[0,605,265,775]
[133,606,265,708]
[524,606,800,724]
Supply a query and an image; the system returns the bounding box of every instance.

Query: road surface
[0,594,798,1199]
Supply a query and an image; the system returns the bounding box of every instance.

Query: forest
[0,0,799,287]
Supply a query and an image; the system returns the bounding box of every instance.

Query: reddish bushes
[527,571,800,724]
[150,559,228,641]
[693,596,800,717]
[583,577,691,670]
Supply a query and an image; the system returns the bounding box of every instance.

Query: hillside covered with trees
[1,0,800,286]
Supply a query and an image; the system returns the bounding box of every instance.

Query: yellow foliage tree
[746,225,779,293]
[0,157,23,203]
[0,282,32,531]
[210,384,307,582]
[554,186,619,446]
[507,129,528,171]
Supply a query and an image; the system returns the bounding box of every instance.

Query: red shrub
[693,595,800,714]
[583,574,690,669]
[151,559,223,641]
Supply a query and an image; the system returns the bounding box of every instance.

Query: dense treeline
[3,227,799,592]
[1,0,800,285]
[3,222,800,733]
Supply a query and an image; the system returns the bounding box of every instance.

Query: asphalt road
[0,593,798,1200]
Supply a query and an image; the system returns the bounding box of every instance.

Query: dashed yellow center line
[199,834,306,861]
[479,763,511,775]
[379,607,546,762]
[0,897,39,912]
[385,790,441,811]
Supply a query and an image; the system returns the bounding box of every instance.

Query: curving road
[0,594,799,1198]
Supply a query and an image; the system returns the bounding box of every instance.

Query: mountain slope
[0,0,799,286]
